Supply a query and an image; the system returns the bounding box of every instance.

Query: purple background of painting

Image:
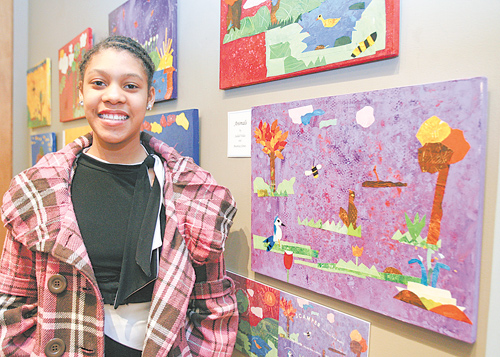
[108,0,177,101]
[251,78,487,342]
[278,291,370,357]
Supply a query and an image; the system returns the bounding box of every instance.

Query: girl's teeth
[99,114,128,120]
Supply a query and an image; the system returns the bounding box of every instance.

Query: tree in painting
[254,120,289,193]
[279,297,296,338]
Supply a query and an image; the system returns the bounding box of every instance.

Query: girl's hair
[79,35,155,88]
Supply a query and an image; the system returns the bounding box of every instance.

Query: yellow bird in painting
[316,14,341,28]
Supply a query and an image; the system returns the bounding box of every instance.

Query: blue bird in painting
[263,216,285,251]
[249,335,271,356]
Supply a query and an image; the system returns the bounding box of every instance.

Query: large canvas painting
[251,77,488,343]
[59,28,93,122]
[141,109,200,165]
[30,132,57,166]
[109,0,177,102]
[220,0,399,89]
[27,58,51,128]
[228,271,370,356]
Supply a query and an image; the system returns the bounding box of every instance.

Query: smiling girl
[0,36,238,357]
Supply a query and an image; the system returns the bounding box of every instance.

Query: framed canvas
[141,109,200,165]
[220,0,399,89]
[30,132,57,166]
[251,77,487,343]
[109,0,177,102]
[59,28,93,122]
[228,271,370,356]
[63,125,92,146]
[27,58,51,128]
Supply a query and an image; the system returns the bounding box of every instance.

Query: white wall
[16,1,500,356]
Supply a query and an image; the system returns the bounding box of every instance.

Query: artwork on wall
[109,0,177,102]
[220,0,399,89]
[59,28,93,122]
[30,132,57,166]
[63,125,92,146]
[250,77,488,343]
[228,271,370,357]
[141,109,200,164]
[27,58,51,128]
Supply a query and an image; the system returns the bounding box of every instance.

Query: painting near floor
[27,58,51,128]
[251,77,488,343]
[30,132,57,166]
[59,28,93,122]
[220,0,399,89]
[228,271,370,356]
[109,0,177,102]
[141,109,200,165]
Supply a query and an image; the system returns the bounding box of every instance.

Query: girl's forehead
[86,48,145,74]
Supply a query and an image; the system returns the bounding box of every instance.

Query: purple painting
[109,0,177,102]
[251,77,488,343]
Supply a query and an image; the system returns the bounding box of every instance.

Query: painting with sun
[109,0,177,101]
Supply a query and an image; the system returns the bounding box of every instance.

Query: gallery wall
[13,0,500,356]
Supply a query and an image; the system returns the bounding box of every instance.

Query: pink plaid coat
[0,132,238,356]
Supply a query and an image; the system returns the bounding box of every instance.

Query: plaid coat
[0,132,238,356]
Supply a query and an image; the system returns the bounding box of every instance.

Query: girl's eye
[91,80,105,87]
[125,84,138,89]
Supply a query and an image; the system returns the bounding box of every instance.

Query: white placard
[227,109,251,157]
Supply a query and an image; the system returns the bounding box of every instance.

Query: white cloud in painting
[251,306,263,318]
[289,105,314,124]
[243,0,267,9]
[59,52,69,75]
[327,313,335,324]
[356,106,375,128]
[296,297,309,308]
[247,288,254,297]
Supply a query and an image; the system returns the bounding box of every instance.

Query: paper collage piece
[30,132,57,166]
[63,125,92,146]
[251,77,488,343]
[220,0,399,89]
[228,271,370,357]
[59,28,93,122]
[109,0,177,102]
[27,58,51,128]
[141,109,200,165]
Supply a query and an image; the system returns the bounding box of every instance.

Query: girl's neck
[86,140,147,164]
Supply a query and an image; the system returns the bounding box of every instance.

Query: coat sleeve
[0,230,38,356]
[169,155,238,356]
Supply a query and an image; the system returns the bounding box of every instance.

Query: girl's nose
[102,83,125,104]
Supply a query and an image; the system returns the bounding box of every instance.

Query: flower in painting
[352,245,363,266]
[59,49,69,75]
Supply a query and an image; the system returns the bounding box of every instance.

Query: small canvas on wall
[109,0,177,102]
[141,109,200,165]
[27,58,51,128]
[220,0,399,89]
[63,125,92,146]
[59,28,93,122]
[251,77,487,343]
[30,132,57,166]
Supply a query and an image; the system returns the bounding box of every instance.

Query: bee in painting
[305,164,323,178]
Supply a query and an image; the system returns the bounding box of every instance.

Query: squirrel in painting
[339,190,358,230]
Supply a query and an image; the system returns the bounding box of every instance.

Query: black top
[72,153,163,306]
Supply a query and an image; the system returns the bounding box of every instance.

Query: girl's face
[79,48,154,153]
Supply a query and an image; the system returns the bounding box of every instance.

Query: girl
[0,36,238,356]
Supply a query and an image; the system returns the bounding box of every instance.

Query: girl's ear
[78,81,83,100]
[148,86,155,108]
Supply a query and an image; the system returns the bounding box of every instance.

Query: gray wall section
[13,1,500,356]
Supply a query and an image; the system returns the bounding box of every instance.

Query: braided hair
[79,36,155,88]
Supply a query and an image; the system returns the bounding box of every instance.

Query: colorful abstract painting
[228,271,370,356]
[27,58,51,128]
[30,132,57,166]
[109,0,177,102]
[59,28,93,122]
[251,77,488,343]
[220,0,399,89]
[141,109,200,165]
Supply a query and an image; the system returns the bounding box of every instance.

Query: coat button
[47,274,67,294]
[44,338,65,357]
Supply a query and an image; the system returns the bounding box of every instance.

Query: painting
[109,0,177,102]
[27,58,51,128]
[59,28,93,122]
[220,0,399,89]
[228,271,370,356]
[63,125,92,146]
[141,109,200,165]
[30,132,57,166]
[251,77,488,343]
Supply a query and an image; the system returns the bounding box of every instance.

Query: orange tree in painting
[416,116,470,246]
[255,119,289,193]
[279,297,296,338]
